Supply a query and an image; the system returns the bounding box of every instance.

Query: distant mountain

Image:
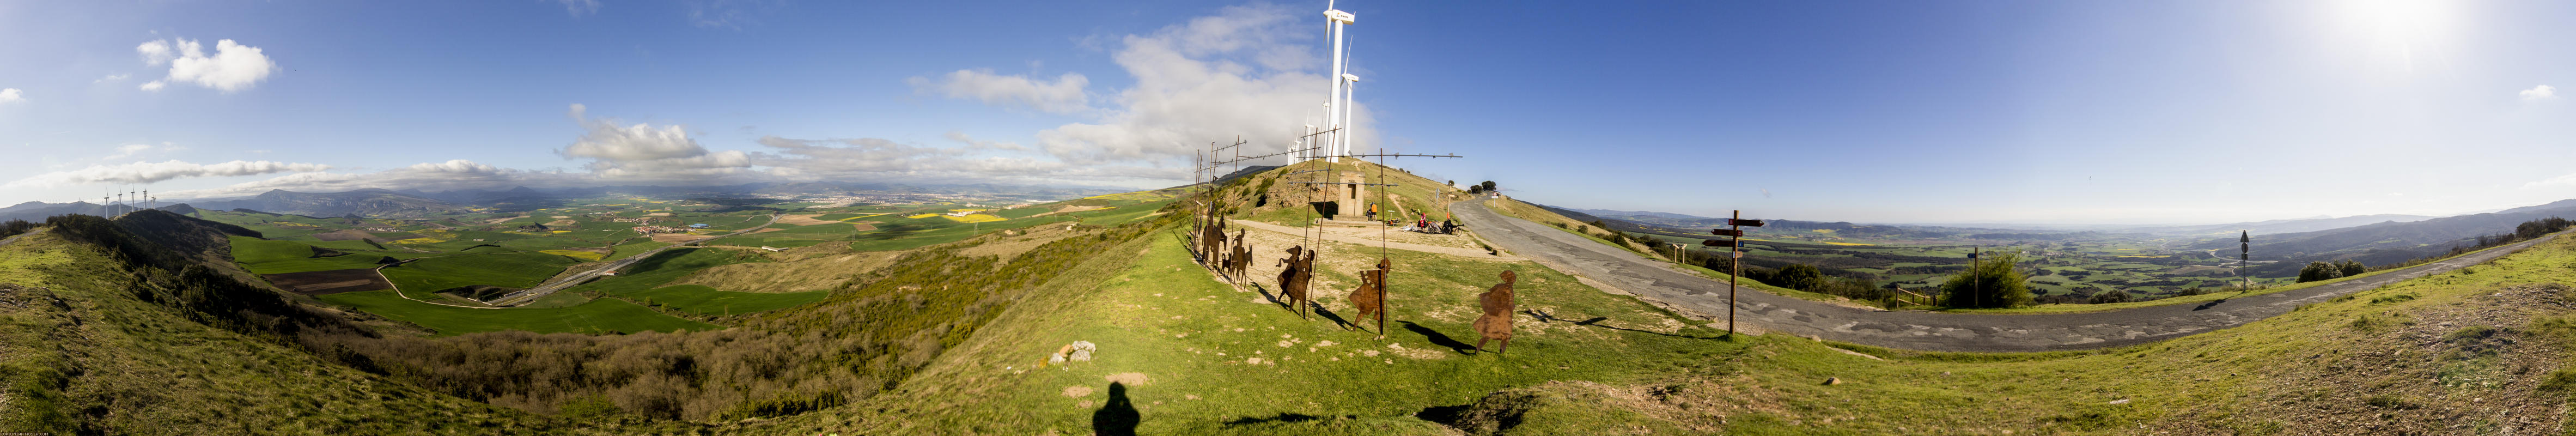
[2128,214,2439,235]
[188,189,465,217]
[2189,200,2576,276]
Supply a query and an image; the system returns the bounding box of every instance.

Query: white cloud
[136,40,175,66]
[2525,172,2576,189]
[686,0,782,29]
[160,159,588,199]
[3,160,331,187]
[559,104,756,181]
[104,144,151,159]
[923,4,1362,166]
[944,131,1027,151]
[101,142,181,159]
[95,73,130,83]
[2522,84,2557,101]
[910,69,1093,114]
[0,88,21,103]
[135,38,278,93]
[555,0,601,16]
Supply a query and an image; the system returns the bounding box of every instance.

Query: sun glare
[2330,0,2459,74]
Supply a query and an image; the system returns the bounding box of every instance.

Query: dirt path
[1230,219,1519,261]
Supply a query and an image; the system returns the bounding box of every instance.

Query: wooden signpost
[1709,211,1763,336]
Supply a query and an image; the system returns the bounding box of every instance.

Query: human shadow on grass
[1093,382,1139,436]
[1399,320,1479,355]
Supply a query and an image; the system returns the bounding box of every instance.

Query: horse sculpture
[1225,230,1251,279]
[1472,270,1517,354]
[1348,257,1389,335]
[1276,245,1314,319]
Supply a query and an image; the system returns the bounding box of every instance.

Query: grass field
[778,220,2576,434]
[315,290,718,335]
[380,252,580,298]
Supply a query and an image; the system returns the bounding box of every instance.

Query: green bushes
[1941,252,2033,308]
[2298,261,2367,283]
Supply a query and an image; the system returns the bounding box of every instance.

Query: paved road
[1451,198,2559,353]
[486,214,781,306]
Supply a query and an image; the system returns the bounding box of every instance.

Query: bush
[1775,264,1825,292]
[2087,289,2133,304]
[1940,252,2032,308]
[2336,260,2366,277]
[2297,261,2346,283]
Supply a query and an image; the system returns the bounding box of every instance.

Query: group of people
[1370,203,1459,234]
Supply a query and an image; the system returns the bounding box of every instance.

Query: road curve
[1451,197,2559,353]
[487,213,781,306]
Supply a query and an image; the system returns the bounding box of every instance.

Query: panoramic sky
[2,1,2574,225]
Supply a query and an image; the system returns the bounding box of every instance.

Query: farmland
[203,192,1174,335]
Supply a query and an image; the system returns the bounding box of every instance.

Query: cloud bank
[5,160,330,187]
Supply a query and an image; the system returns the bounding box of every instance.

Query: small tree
[1940,252,2032,308]
[1776,264,1826,293]
[2297,261,2344,283]
[2335,260,2365,277]
[2087,289,2133,304]
[1480,180,1497,192]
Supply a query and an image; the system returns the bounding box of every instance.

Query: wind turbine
[1320,1,1355,161]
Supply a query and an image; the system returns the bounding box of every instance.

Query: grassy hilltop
[4,166,2576,434]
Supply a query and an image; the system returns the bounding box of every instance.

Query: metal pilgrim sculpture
[1473,270,1517,354]
[1277,245,1317,319]
[1347,258,1389,338]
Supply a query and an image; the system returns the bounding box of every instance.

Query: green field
[315,290,717,335]
[379,252,580,298]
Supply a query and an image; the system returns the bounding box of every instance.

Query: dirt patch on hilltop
[263,269,392,295]
[851,222,880,232]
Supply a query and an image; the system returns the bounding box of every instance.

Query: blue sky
[2,1,2573,225]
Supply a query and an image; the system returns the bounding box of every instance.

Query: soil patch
[750,228,785,234]
[263,269,392,295]
[851,222,878,232]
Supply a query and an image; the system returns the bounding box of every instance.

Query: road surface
[486,214,781,306]
[1451,198,2557,353]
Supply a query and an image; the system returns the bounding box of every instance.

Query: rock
[1069,340,1097,361]
[1049,353,1067,364]
[2108,398,2129,405]
[1823,377,1842,385]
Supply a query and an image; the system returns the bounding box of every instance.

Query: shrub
[2297,261,2346,283]
[1941,252,2033,308]
[2087,289,2133,304]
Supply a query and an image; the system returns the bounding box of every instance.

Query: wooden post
[1728,210,1740,336]
[1972,246,1983,307]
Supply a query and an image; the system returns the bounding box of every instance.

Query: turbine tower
[1320,2,1355,162]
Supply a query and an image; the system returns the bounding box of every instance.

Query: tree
[1775,264,1826,293]
[1480,180,1497,192]
[2335,260,2365,277]
[2297,261,2345,283]
[2087,289,2133,304]
[1940,252,2032,308]
[1466,185,1484,195]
